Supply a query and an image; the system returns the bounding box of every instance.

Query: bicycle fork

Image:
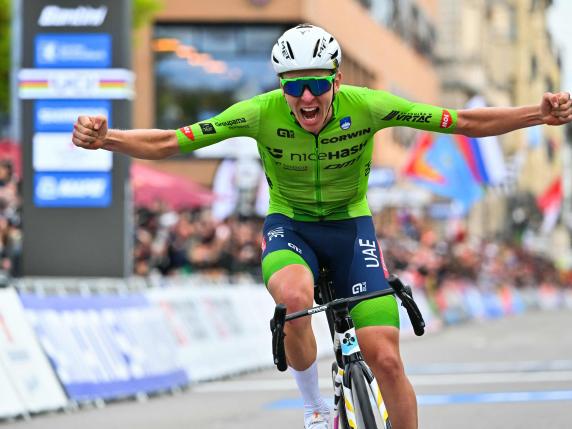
[330,303,390,429]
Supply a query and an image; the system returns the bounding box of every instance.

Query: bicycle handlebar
[270,274,426,371]
[387,274,426,337]
[270,304,288,371]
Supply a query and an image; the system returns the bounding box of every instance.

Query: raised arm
[72,116,179,160]
[456,91,572,137]
[72,97,261,159]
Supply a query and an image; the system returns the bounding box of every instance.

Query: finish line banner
[20,293,188,401]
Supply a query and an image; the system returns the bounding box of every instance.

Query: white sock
[290,360,329,414]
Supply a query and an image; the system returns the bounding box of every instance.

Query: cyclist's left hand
[541,91,572,125]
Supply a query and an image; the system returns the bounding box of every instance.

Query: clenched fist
[72,115,108,150]
[541,92,572,126]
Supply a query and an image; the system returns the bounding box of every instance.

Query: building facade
[131,0,443,185]
[436,0,563,246]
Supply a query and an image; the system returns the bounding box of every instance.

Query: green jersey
[175,85,458,221]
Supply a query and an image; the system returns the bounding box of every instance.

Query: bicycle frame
[318,272,389,429]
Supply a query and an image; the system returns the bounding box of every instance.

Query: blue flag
[404,134,483,212]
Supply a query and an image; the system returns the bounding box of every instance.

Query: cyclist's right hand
[72,115,108,150]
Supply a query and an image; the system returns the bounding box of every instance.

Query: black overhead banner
[16,0,133,277]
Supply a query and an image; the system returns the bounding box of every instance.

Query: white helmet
[271,24,342,75]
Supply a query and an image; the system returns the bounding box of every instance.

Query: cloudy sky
[547,0,572,90]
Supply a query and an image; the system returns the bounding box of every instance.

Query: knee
[368,350,404,383]
[268,264,314,312]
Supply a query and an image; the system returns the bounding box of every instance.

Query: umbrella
[131,162,216,209]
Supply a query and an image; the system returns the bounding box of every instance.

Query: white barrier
[0,288,67,414]
[20,292,188,402]
[0,364,26,419]
[147,284,333,382]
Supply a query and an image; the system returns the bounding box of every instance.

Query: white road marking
[193,371,572,393]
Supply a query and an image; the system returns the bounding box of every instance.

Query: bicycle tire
[349,366,385,429]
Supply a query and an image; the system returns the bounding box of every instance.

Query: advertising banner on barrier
[0,364,27,418]
[147,285,332,382]
[20,293,188,402]
[0,288,67,413]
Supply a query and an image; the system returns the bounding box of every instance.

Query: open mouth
[300,107,320,121]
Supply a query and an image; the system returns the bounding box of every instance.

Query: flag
[455,134,487,184]
[403,133,484,212]
[464,95,508,186]
[537,176,562,234]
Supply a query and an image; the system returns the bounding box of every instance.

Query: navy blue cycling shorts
[261,214,399,328]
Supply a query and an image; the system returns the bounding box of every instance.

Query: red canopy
[131,163,216,210]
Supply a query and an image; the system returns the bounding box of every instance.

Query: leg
[267,263,316,370]
[261,214,329,427]
[358,326,417,429]
[268,264,330,428]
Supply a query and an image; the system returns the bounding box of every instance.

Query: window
[153,24,289,131]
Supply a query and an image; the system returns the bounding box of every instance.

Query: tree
[0,0,163,126]
[0,0,10,117]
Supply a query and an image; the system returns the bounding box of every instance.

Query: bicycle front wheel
[349,366,386,429]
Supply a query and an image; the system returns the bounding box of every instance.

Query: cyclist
[72,24,572,429]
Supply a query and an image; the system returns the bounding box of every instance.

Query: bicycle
[270,268,426,429]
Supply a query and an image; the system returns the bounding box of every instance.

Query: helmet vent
[272,55,279,64]
[329,37,334,43]
[330,49,338,59]
[286,41,295,59]
[312,39,321,58]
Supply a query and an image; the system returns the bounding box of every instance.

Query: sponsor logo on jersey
[199,123,216,135]
[358,238,379,268]
[351,282,367,295]
[321,128,371,144]
[283,164,308,171]
[214,117,247,128]
[324,156,360,170]
[277,128,295,138]
[292,142,367,161]
[267,227,285,241]
[339,116,351,130]
[267,147,284,159]
[288,242,302,254]
[179,126,194,141]
[440,109,453,128]
[382,110,432,123]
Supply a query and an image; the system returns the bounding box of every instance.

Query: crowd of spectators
[0,159,21,283]
[133,201,571,292]
[0,149,569,295]
[375,208,570,299]
[134,203,263,281]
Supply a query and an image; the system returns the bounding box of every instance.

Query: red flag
[537,177,562,214]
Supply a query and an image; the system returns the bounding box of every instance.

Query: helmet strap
[319,82,336,132]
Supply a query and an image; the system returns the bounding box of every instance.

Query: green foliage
[133,0,163,30]
[0,0,10,115]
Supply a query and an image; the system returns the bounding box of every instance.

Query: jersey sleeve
[365,89,458,134]
[175,97,261,153]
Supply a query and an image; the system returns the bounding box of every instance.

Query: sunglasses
[280,73,336,97]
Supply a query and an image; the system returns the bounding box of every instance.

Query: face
[281,69,342,134]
